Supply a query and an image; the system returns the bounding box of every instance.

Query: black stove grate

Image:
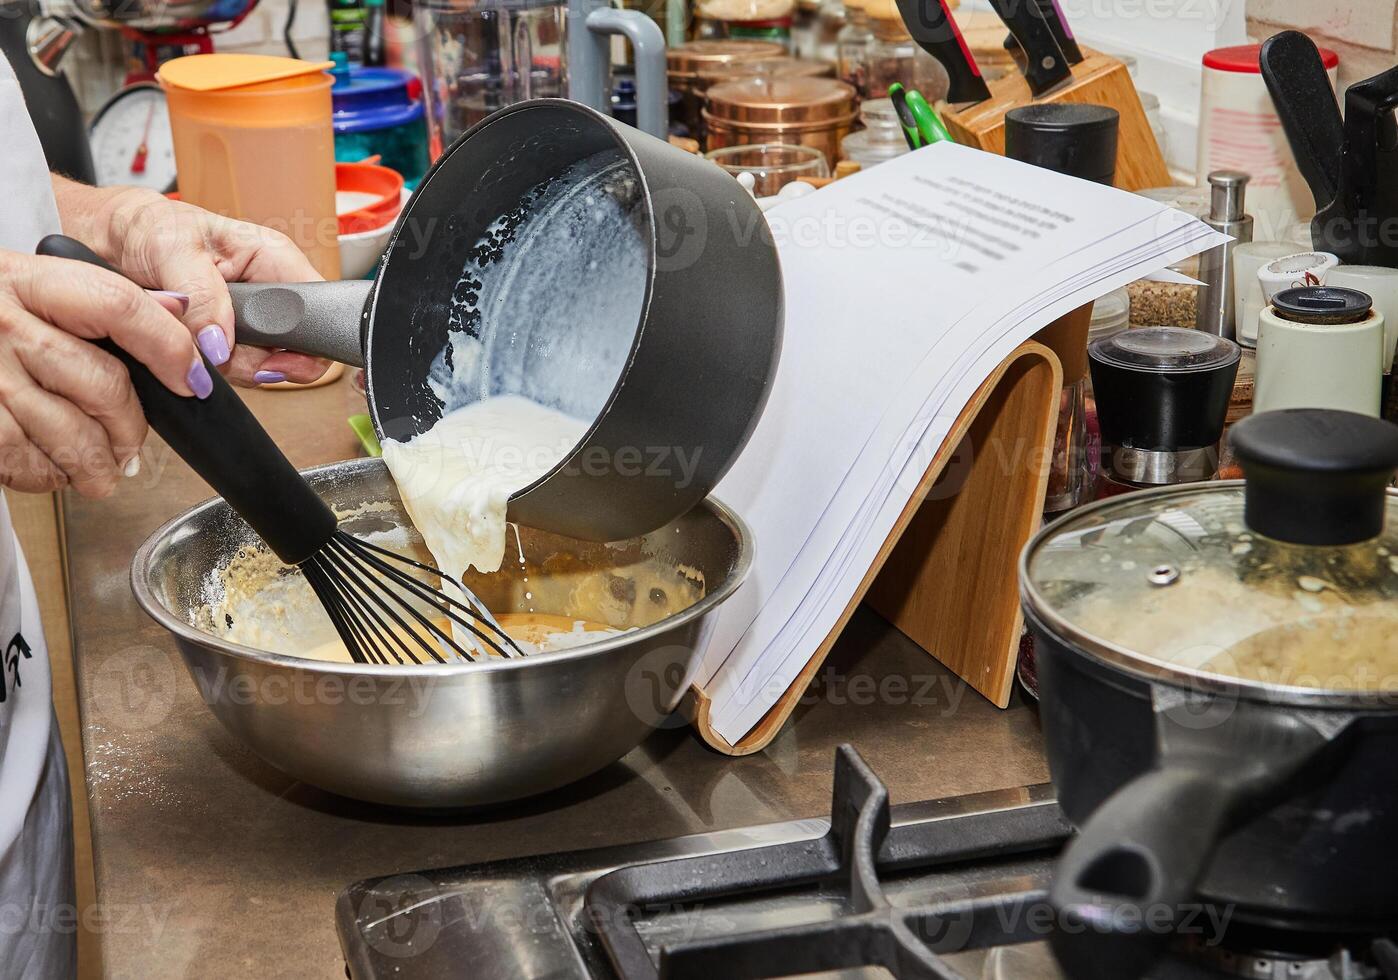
[587,745,1071,979]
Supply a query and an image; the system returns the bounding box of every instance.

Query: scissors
[888,83,953,150]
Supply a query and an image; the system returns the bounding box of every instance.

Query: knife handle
[1035,0,1082,63]
[1259,31,1343,211]
[894,0,992,105]
[987,0,1070,96]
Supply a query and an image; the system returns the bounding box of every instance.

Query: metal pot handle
[1048,701,1337,980]
[228,280,371,367]
[567,0,668,140]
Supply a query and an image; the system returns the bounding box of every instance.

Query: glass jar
[706,142,830,195]
[864,14,949,102]
[840,97,906,168]
[413,0,566,158]
[835,0,873,100]
[698,0,797,45]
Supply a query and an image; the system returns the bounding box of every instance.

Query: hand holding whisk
[39,235,521,665]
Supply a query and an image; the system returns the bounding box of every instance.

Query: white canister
[1254,288,1384,417]
[1233,241,1299,348]
[1323,265,1398,374]
[1197,44,1338,242]
[1257,251,1339,302]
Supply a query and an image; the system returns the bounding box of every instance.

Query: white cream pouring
[380,394,587,577]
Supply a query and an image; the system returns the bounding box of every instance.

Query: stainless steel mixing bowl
[130,457,750,808]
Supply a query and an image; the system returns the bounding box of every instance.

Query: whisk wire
[317,539,463,665]
[337,532,525,659]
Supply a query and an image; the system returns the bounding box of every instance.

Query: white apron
[0,52,78,980]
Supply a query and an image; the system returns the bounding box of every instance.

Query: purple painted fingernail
[196,325,230,366]
[188,359,214,399]
[253,370,286,385]
[150,290,190,313]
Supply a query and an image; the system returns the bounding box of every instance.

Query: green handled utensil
[889,83,954,150]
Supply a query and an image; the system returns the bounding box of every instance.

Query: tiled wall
[1247,0,1398,87]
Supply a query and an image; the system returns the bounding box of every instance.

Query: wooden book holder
[686,331,1066,756]
[941,49,1170,193]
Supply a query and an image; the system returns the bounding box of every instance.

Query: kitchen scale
[88,82,177,192]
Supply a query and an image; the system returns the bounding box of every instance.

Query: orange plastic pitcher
[160,55,342,280]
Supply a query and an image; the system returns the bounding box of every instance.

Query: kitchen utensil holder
[941,49,1169,192]
[686,331,1066,755]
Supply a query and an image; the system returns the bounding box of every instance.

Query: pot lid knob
[1230,408,1398,545]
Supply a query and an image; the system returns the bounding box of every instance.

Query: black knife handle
[988,0,1071,95]
[1005,0,1082,64]
[895,0,992,104]
[1259,31,1343,212]
[35,234,338,566]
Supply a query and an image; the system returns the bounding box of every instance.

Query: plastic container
[839,97,906,167]
[1197,43,1339,241]
[331,64,430,184]
[160,55,341,281]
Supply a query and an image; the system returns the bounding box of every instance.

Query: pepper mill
[1196,170,1254,340]
[1089,326,1242,487]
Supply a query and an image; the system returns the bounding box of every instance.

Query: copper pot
[703,75,857,168]
[667,40,788,143]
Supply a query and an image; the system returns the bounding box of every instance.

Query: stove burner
[588,746,1069,979]
[337,747,1398,980]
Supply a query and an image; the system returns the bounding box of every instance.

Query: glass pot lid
[1021,409,1398,701]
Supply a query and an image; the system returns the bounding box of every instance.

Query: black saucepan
[1020,409,1398,980]
[227,99,783,543]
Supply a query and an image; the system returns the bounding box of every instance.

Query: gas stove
[337,746,1397,980]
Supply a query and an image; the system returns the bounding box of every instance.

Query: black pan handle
[1260,31,1344,213]
[227,280,371,367]
[36,234,337,566]
[1049,702,1334,980]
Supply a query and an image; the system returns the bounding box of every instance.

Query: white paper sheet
[698,143,1227,744]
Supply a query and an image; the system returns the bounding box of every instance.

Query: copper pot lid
[667,40,789,80]
[705,76,857,125]
[695,56,833,87]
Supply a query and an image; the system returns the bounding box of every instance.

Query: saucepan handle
[228,280,371,368]
[1049,702,1335,980]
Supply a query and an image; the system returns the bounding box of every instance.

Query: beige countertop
[62,376,1050,979]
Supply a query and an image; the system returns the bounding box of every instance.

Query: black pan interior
[365,102,652,444]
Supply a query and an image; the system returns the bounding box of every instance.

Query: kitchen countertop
[63,376,1050,979]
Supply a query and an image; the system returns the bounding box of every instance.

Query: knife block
[941,49,1170,192]
[686,332,1065,756]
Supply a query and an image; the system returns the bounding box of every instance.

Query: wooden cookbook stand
[686,313,1078,756]
[941,49,1170,192]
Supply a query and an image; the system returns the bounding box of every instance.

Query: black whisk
[41,235,521,665]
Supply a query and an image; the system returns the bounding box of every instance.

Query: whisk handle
[36,235,338,566]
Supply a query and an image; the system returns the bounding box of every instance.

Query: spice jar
[1128,185,1210,327]
[668,40,789,146]
[864,2,949,102]
[836,0,874,100]
[792,0,844,62]
[704,75,858,168]
[697,0,797,45]
[840,97,907,167]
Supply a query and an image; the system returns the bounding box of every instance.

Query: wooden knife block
[686,334,1065,756]
[941,50,1170,192]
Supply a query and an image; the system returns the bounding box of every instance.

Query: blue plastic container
[331,63,431,186]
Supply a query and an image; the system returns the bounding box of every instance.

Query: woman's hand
[0,248,209,496]
[52,177,333,387]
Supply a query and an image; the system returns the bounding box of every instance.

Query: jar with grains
[836,0,874,100]
[865,11,949,101]
[1128,185,1209,327]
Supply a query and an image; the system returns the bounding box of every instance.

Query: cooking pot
[1020,408,1398,980]
[132,456,752,808]
[226,98,783,544]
